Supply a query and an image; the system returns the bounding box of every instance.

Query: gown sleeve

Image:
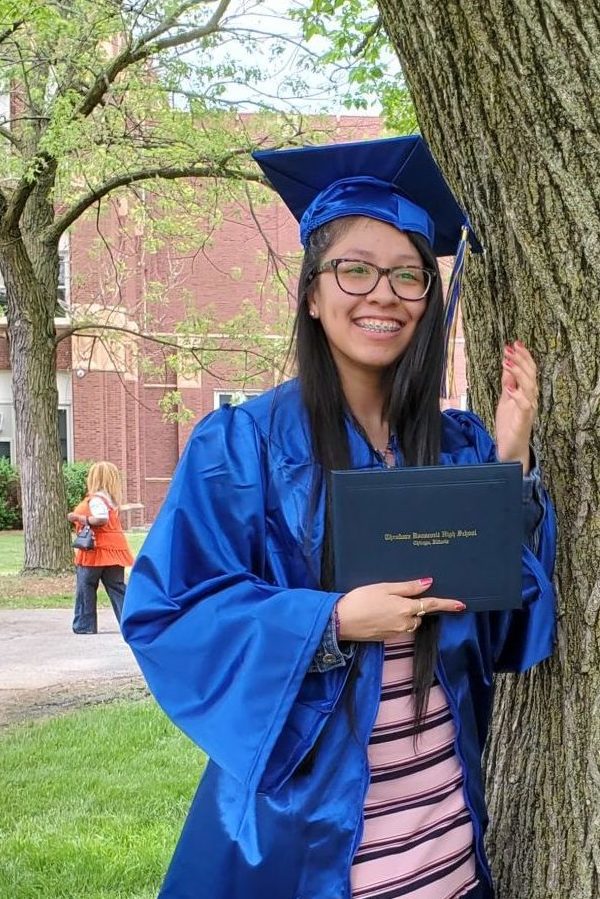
[121,405,341,793]
[444,409,557,673]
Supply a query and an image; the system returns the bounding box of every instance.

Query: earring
[309,310,317,318]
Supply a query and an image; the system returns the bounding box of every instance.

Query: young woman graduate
[121,135,556,899]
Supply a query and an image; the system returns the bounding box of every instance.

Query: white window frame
[0,92,10,131]
[55,233,71,322]
[0,402,15,464]
[0,406,73,465]
[213,389,262,410]
[58,405,74,463]
[0,374,73,464]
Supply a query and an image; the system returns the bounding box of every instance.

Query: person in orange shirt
[67,461,134,635]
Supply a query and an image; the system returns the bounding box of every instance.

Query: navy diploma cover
[331,462,523,611]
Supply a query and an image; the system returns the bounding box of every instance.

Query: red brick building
[0,117,468,524]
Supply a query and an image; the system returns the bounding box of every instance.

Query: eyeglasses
[311,258,436,301]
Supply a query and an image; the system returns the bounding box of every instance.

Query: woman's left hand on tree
[494,341,538,474]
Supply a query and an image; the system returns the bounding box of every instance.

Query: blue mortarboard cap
[253,135,481,256]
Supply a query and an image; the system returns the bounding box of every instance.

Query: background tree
[0,0,354,573]
[302,0,600,894]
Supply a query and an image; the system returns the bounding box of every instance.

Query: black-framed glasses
[311,258,436,301]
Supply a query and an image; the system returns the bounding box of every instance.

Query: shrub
[0,459,93,529]
[63,461,92,511]
[0,458,22,530]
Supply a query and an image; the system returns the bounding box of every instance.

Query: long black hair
[294,216,445,725]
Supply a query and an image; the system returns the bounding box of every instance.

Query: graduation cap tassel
[441,226,470,399]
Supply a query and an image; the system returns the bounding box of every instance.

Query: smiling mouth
[354,318,405,333]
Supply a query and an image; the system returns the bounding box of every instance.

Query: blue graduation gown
[121,379,556,899]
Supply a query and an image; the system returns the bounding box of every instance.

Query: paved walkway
[0,608,146,726]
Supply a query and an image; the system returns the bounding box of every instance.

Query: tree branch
[0,19,23,46]
[0,123,20,148]
[56,321,288,372]
[140,0,231,52]
[57,322,174,347]
[352,16,382,56]
[77,0,232,119]
[15,42,36,117]
[3,3,233,228]
[242,181,296,307]
[4,153,55,232]
[136,0,229,47]
[45,162,264,242]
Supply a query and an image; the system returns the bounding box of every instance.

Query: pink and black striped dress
[351,635,479,899]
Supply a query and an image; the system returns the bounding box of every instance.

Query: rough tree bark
[377,1,600,896]
[0,174,72,572]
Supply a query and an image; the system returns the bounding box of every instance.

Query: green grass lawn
[0,531,148,576]
[0,531,148,610]
[0,699,205,898]
[0,530,25,574]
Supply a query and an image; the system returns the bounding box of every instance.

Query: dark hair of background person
[294,216,445,727]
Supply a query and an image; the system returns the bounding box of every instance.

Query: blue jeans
[73,565,126,633]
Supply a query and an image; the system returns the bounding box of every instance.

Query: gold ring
[406,619,419,633]
[417,600,426,617]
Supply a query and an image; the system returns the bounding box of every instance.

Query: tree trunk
[377,1,600,896]
[0,226,72,573]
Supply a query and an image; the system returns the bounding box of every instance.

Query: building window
[0,374,71,464]
[58,408,68,463]
[0,406,70,464]
[0,92,10,130]
[213,390,262,409]
[0,404,13,463]
[57,244,68,313]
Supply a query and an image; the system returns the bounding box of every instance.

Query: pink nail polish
[419,577,433,586]
[505,358,514,367]
[505,345,515,354]
[455,602,467,611]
